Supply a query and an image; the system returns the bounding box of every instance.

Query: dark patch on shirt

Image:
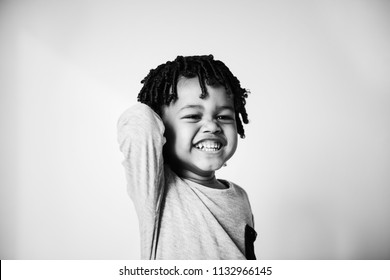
[245,224,257,260]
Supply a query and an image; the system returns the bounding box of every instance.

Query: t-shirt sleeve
[117,103,166,258]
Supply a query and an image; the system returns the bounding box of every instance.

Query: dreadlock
[137,55,250,138]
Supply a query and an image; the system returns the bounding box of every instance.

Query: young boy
[118,55,256,260]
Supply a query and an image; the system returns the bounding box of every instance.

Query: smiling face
[161,77,238,182]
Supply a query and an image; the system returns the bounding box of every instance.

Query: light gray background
[1,0,389,259]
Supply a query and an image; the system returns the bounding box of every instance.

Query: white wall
[1,0,389,259]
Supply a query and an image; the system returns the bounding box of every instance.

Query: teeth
[195,141,222,151]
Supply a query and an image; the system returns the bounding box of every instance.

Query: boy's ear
[160,101,175,116]
[160,105,172,124]
[160,105,167,117]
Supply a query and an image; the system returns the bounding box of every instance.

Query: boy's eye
[217,115,235,122]
[183,114,201,121]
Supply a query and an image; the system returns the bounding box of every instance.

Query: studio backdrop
[1,0,389,259]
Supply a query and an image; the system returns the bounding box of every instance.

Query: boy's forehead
[176,77,228,98]
[176,76,205,90]
[173,77,234,108]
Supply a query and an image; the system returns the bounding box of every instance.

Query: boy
[118,55,256,259]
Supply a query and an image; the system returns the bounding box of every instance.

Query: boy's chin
[195,162,225,175]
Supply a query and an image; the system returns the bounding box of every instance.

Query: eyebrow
[179,105,235,112]
[218,105,235,111]
[179,105,203,112]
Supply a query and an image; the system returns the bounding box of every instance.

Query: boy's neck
[177,170,228,189]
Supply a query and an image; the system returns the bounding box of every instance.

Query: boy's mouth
[194,140,222,152]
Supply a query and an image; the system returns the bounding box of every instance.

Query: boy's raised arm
[117,103,166,259]
[117,102,166,205]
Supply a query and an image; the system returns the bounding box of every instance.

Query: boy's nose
[201,119,221,134]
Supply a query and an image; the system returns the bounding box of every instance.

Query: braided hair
[137,55,249,138]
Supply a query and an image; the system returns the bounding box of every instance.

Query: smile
[194,140,222,152]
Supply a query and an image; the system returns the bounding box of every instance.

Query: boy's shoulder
[220,179,249,198]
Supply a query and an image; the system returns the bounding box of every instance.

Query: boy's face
[161,77,238,181]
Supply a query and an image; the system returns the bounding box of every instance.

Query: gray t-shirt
[118,103,256,259]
